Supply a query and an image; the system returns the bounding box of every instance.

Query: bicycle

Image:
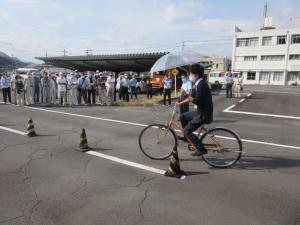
[138,105,242,168]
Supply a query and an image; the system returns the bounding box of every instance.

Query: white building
[232,18,300,86]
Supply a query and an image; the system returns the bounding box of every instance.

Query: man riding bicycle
[176,64,213,156]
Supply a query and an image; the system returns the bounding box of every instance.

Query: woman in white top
[24,72,34,105]
[234,74,243,98]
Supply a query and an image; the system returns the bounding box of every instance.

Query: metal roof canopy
[35,52,167,73]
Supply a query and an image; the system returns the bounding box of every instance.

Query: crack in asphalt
[70,182,89,196]
[0,214,25,224]
[138,190,149,220]
[29,200,42,225]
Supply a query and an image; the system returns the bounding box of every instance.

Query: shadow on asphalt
[184,171,210,176]
[236,155,300,170]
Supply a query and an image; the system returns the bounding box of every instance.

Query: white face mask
[189,73,196,83]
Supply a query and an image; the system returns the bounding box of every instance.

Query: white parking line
[223,105,236,112]
[247,93,252,97]
[0,125,26,136]
[86,150,165,175]
[22,106,300,151]
[239,98,246,103]
[225,109,300,120]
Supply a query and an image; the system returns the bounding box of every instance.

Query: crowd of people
[0,70,151,106]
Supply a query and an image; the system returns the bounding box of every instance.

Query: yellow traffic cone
[27,117,37,137]
[78,128,91,152]
[164,146,185,178]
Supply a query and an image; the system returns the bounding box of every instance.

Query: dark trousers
[33,86,40,103]
[179,95,189,114]
[122,87,129,102]
[180,111,210,150]
[77,90,87,105]
[88,89,96,104]
[163,88,171,105]
[130,86,137,99]
[2,87,11,103]
[147,89,152,99]
[226,83,232,98]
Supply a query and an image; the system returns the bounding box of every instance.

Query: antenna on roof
[263,0,268,18]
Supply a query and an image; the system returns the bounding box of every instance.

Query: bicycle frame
[163,105,223,152]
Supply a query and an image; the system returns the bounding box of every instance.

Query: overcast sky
[0,0,299,63]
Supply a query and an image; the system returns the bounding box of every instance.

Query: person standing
[130,75,138,99]
[120,75,129,102]
[225,72,233,98]
[77,73,89,105]
[49,72,57,104]
[179,74,192,114]
[24,72,34,105]
[87,72,96,105]
[98,73,107,105]
[14,74,25,106]
[1,73,12,104]
[234,74,243,98]
[41,72,51,105]
[106,74,116,105]
[67,72,78,105]
[57,72,67,106]
[163,73,172,105]
[146,79,153,99]
[33,72,42,104]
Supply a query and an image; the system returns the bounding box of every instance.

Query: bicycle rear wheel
[139,124,177,160]
[200,127,242,168]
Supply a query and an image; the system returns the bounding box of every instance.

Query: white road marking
[247,93,252,97]
[239,98,246,103]
[25,106,148,127]
[11,105,300,151]
[223,105,236,112]
[86,150,165,175]
[255,90,300,95]
[225,109,300,120]
[0,125,26,136]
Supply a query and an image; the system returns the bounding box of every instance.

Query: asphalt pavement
[0,85,300,225]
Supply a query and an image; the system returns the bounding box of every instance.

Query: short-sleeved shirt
[130,78,137,87]
[181,80,192,94]
[163,79,172,89]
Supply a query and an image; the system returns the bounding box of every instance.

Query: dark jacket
[192,78,213,121]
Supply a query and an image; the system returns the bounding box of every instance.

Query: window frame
[291,35,300,44]
[247,72,256,81]
[277,35,287,45]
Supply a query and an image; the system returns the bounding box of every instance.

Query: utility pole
[85,48,93,56]
[181,41,185,51]
[61,47,68,56]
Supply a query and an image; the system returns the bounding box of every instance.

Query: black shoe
[178,136,188,142]
[191,147,208,156]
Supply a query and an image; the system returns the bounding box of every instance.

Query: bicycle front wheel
[200,127,242,168]
[139,124,177,160]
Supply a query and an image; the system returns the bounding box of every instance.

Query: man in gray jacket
[41,72,51,105]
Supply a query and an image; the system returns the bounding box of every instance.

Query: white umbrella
[150,50,207,73]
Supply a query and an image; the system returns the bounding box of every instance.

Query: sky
[0,0,299,63]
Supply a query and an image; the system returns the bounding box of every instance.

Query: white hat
[59,72,63,76]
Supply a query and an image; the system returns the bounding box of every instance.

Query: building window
[261,55,285,61]
[262,36,272,46]
[289,54,300,60]
[273,72,284,81]
[244,56,257,61]
[259,72,271,81]
[236,37,259,47]
[247,72,256,80]
[235,56,244,62]
[291,35,300,44]
[277,36,287,45]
